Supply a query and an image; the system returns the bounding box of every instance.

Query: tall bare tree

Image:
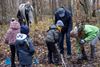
[32,0,38,23]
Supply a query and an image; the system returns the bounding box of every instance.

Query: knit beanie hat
[20,25,29,35]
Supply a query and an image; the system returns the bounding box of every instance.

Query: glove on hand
[79,39,85,45]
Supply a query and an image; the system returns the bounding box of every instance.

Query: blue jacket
[15,33,35,65]
[55,9,72,33]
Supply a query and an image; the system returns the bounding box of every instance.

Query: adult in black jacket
[55,7,72,58]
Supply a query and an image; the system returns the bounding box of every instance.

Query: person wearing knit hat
[56,20,64,32]
[55,7,72,59]
[20,25,29,35]
[15,25,35,67]
[56,20,64,27]
[45,22,64,64]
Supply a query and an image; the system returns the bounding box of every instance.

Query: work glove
[79,39,85,45]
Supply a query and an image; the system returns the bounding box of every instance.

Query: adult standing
[55,7,72,58]
[17,1,34,26]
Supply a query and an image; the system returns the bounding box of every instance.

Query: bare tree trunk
[68,0,72,11]
[32,0,38,23]
[39,0,43,21]
[97,0,99,9]
[79,0,91,23]
[92,0,96,17]
[1,0,7,23]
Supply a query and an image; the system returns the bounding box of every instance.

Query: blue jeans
[59,32,72,55]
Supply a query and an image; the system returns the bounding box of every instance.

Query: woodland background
[0,0,100,67]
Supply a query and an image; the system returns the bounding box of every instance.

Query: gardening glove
[79,39,85,45]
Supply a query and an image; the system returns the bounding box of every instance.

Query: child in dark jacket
[45,20,64,64]
[15,25,35,67]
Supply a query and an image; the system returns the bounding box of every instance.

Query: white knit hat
[56,20,64,27]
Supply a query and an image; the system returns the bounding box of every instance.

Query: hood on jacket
[10,20,20,30]
[16,33,27,44]
[16,33,27,40]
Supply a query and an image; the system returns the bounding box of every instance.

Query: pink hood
[10,20,20,30]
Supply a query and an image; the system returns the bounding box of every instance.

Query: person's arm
[84,33,96,43]
[4,30,11,44]
[17,10,21,19]
[67,15,72,32]
[55,13,58,24]
[28,38,35,55]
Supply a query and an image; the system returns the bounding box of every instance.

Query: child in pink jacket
[5,18,20,67]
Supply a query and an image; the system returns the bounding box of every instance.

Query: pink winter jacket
[5,20,20,45]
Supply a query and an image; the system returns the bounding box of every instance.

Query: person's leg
[90,35,98,58]
[59,33,65,54]
[10,45,16,67]
[80,45,87,60]
[66,32,72,56]
[46,42,53,64]
[52,44,60,64]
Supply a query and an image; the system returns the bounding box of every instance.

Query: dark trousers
[59,32,71,55]
[46,42,60,64]
[10,45,16,67]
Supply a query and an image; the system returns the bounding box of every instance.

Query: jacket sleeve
[55,13,58,24]
[17,10,21,19]
[28,38,35,55]
[4,29,11,44]
[84,33,96,42]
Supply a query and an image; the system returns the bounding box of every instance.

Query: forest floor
[0,19,100,67]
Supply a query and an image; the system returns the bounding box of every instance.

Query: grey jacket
[45,25,60,43]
